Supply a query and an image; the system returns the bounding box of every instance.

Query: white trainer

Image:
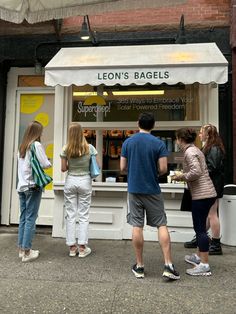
[19,249,39,258]
[186,263,212,276]
[69,247,78,257]
[78,247,91,258]
[22,249,40,262]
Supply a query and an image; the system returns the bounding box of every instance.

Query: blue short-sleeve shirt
[121,132,168,194]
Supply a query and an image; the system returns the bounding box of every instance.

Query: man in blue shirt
[120,112,180,280]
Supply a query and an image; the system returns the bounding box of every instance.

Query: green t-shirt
[60,144,97,176]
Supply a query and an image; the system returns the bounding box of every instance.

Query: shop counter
[52,181,193,242]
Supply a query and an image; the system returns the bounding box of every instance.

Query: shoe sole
[184,257,200,266]
[69,252,78,257]
[132,269,144,278]
[22,255,39,263]
[69,250,78,257]
[186,271,212,276]
[184,244,197,249]
[209,251,223,255]
[162,271,180,280]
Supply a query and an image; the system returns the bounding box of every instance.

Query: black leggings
[191,197,216,252]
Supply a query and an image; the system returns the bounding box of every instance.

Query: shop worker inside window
[120,112,180,280]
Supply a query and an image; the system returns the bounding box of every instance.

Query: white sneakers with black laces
[162,264,180,280]
[132,264,145,278]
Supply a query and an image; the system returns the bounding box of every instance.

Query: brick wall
[0,0,230,36]
[63,0,230,33]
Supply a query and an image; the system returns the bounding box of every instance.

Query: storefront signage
[97,71,170,82]
[75,96,193,120]
[76,96,111,117]
[77,101,111,117]
[116,97,193,111]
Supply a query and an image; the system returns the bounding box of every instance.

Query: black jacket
[205,146,225,198]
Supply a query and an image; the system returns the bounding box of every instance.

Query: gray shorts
[127,193,167,227]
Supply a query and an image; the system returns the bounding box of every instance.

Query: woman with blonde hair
[61,122,99,257]
[199,124,225,255]
[18,121,51,262]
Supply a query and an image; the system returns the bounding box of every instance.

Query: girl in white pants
[61,122,99,257]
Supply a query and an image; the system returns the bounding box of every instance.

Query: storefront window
[71,84,200,182]
[72,84,199,122]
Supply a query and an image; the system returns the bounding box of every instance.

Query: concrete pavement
[0,227,236,314]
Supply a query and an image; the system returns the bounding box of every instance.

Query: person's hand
[172,171,183,181]
[172,175,181,181]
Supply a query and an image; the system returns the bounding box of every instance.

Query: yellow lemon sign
[44,167,53,190]
[20,95,44,114]
[35,112,49,127]
[84,96,106,106]
[46,143,54,159]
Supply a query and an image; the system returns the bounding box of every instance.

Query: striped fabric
[30,143,52,188]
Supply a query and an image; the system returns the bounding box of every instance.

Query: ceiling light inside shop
[112,90,164,96]
[73,92,108,96]
[73,90,164,97]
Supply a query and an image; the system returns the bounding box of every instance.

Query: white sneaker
[19,249,39,258]
[69,247,78,257]
[22,249,40,262]
[19,250,24,258]
[78,247,91,258]
[186,263,211,276]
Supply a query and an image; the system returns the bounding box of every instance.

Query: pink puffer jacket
[182,144,217,200]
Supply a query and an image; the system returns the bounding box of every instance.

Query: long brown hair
[201,124,225,155]
[19,121,43,158]
[65,122,89,159]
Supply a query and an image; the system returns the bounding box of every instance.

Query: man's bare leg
[132,226,144,266]
[158,225,172,264]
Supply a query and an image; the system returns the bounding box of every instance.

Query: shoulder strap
[30,142,36,156]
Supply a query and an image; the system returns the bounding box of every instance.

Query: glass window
[72,84,200,183]
[72,84,200,122]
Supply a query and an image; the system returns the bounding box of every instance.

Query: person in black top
[184,124,225,255]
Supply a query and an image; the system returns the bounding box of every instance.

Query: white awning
[45,43,228,87]
[0,0,118,24]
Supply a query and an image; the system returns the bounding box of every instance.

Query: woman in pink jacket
[173,128,216,276]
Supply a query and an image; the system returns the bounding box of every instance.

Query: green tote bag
[30,143,53,189]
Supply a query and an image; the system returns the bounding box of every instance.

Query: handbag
[180,188,192,212]
[30,143,53,188]
[89,146,100,179]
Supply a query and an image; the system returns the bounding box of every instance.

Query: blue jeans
[18,187,42,250]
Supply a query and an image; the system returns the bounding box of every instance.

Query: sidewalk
[0,229,236,314]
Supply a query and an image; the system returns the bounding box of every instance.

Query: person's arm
[158,156,168,176]
[35,142,51,169]
[61,157,68,172]
[96,155,101,168]
[120,156,127,172]
[205,147,222,176]
[176,154,202,182]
